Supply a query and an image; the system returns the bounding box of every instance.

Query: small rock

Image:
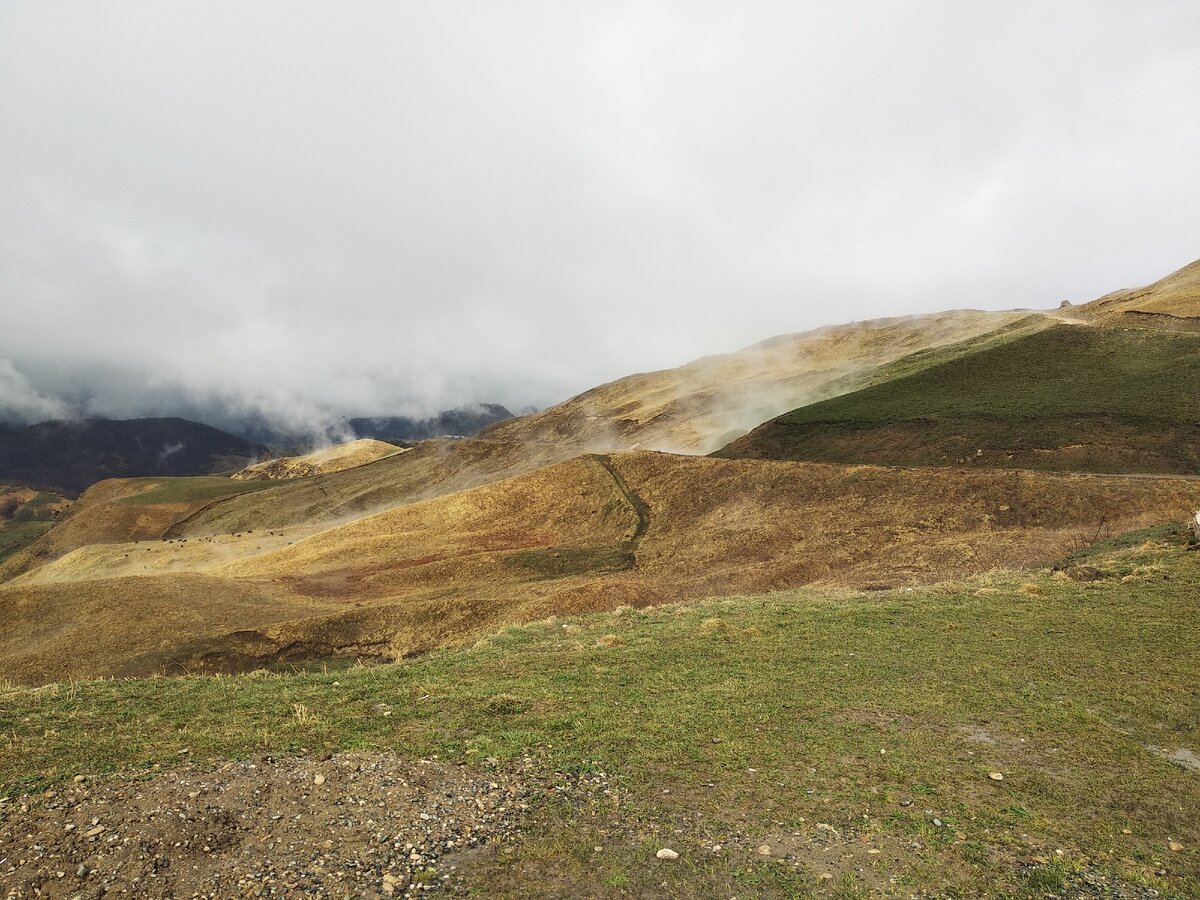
[988,772,1004,781]
[1168,840,1183,852]
[655,848,679,860]
[313,774,326,786]
[756,844,772,856]
[84,826,105,838]
[72,775,85,783]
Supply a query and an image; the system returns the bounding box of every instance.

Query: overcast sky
[2,1,1198,434]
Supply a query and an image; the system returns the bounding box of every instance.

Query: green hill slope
[717,324,1200,474]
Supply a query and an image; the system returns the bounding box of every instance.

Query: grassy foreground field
[2,525,1197,897]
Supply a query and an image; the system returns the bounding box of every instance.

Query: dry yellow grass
[231,439,403,481]
[164,309,1033,540]
[4,451,1200,685]
[1076,257,1200,327]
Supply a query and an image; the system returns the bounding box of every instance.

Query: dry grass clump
[596,634,624,649]
[700,617,727,633]
[484,693,530,715]
[1019,582,1043,596]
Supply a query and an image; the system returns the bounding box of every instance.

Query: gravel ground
[0,753,542,899]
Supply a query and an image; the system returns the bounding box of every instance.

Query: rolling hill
[349,403,513,442]
[231,438,404,480]
[719,325,1200,473]
[0,485,70,565]
[5,450,1200,684]
[0,417,267,495]
[1074,256,1200,329]
[162,309,1038,539]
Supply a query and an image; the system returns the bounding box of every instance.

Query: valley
[2,259,1199,897]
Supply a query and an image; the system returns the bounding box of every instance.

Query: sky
[2,1,1198,436]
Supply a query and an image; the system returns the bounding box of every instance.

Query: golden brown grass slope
[482,309,1033,455]
[0,476,281,583]
[1076,257,1200,329]
[231,439,403,481]
[169,310,1035,540]
[4,452,1199,685]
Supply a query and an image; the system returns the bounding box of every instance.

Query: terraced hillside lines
[6,452,1200,684]
[1077,257,1200,329]
[718,324,1200,474]
[0,475,281,583]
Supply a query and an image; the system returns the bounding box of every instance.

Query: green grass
[0,489,66,563]
[0,520,53,564]
[719,325,1200,474]
[114,475,289,506]
[502,545,635,580]
[2,527,1198,896]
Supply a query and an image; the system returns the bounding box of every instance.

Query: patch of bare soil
[0,754,541,899]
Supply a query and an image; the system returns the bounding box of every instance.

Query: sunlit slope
[232,439,403,481]
[0,475,282,582]
[5,451,1199,684]
[718,324,1200,474]
[172,436,576,537]
[172,310,1035,538]
[1076,257,1200,329]
[482,309,1035,454]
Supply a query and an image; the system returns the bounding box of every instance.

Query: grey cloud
[1,1,1198,434]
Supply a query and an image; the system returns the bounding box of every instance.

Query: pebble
[656,848,679,860]
[988,772,1004,781]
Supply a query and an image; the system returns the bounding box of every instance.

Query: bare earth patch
[0,753,537,899]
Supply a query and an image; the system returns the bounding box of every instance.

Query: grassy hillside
[5,452,1200,684]
[231,438,403,481]
[482,309,1033,455]
[2,525,1197,897]
[0,486,70,565]
[718,325,1200,474]
[1076,257,1200,329]
[0,475,283,582]
[161,311,1034,541]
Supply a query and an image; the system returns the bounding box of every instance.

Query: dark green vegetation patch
[718,325,1200,475]
[0,488,67,564]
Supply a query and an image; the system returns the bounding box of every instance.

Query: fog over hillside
[2,1,1198,436]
